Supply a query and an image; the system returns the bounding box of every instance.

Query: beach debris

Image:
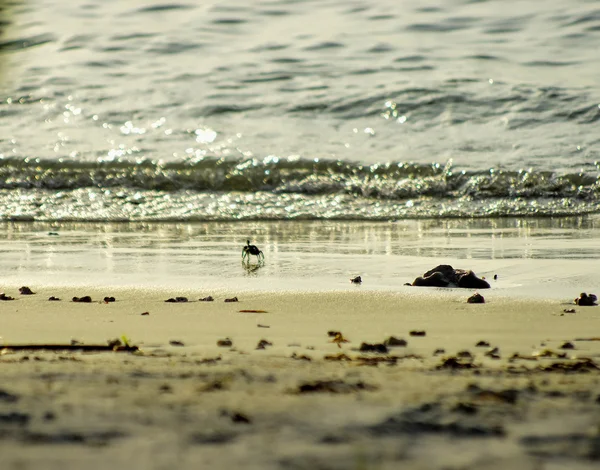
[19,286,35,295]
[350,275,362,284]
[169,340,185,347]
[48,232,59,236]
[1,339,139,353]
[563,308,576,313]
[48,296,61,301]
[140,311,149,316]
[242,240,264,264]
[433,348,446,356]
[476,341,490,347]
[70,339,83,346]
[493,274,498,280]
[466,384,519,404]
[103,296,116,303]
[533,349,568,359]
[383,336,407,347]
[485,347,501,359]
[457,350,473,359]
[324,353,353,361]
[220,409,252,424]
[575,293,597,306]
[225,297,238,303]
[0,293,15,301]
[539,358,600,373]
[359,342,388,354]
[72,296,92,303]
[357,356,401,366]
[295,379,377,394]
[257,324,270,328]
[467,293,485,304]
[291,352,312,361]
[412,265,490,289]
[165,296,188,303]
[0,389,19,403]
[437,356,477,370]
[410,330,426,337]
[256,339,273,350]
[239,309,267,313]
[327,330,341,337]
[199,296,214,302]
[329,332,350,348]
[217,338,233,347]
[560,342,575,350]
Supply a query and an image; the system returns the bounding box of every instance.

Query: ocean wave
[1,157,598,202]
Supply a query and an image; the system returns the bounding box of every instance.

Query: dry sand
[1,286,600,470]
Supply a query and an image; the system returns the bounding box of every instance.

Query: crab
[242,239,265,263]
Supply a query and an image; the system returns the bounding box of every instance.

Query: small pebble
[563,308,576,314]
[560,342,575,350]
[257,324,270,328]
[199,296,214,302]
[467,293,485,304]
[72,296,92,303]
[410,330,426,337]
[433,348,446,356]
[493,274,498,280]
[141,311,150,316]
[224,297,239,303]
[48,296,61,301]
[384,336,407,347]
[256,339,273,350]
[217,338,233,347]
[165,297,188,303]
[359,342,388,354]
[103,296,116,303]
[169,340,185,347]
[475,340,490,347]
[0,293,15,301]
[19,286,35,295]
[457,350,473,359]
[350,276,362,284]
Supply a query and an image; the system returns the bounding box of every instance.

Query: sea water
[1,1,599,295]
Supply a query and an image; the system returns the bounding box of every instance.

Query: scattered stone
[48,296,60,301]
[296,379,377,394]
[221,410,251,424]
[433,348,446,356]
[224,297,238,303]
[493,274,498,280]
[453,402,478,415]
[563,308,576,313]
[239,309,267,313]
[539,358,600,373]
[141,311,149,316]
[217,338,233,347]
[410,330,426,337]
[257,324,270,328]
[533,349,567,359]
[256,339,272,350]
[19,286,35,295]
[412,265,490,289]
[467,293,485,304]
[359,342,388,354]
[330,332,350,347]
[560,342,575,350]
[169,340,185,347]
[0,389,19,403]
[327,330,341,337]
[476,341,490,347]
[324,353,353,362]
[575,293,598,306]
[0,412,30,426]
[350,276,362,284]
[0,293,15,301]
[467,384,519,404]
[457,350,473,359]
[72,296,92,303]
[103,296,116,303]
[165,297,188,303]
[199,296,214,302]
[48,232,59,236]
[291,352,312,361]
[383,336,407,347]
[485,347,501,359]
[437,357,476,370]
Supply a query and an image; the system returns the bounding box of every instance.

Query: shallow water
[1,0,599,220]
[2,217,599,300]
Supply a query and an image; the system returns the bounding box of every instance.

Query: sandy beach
[1,285,600,470]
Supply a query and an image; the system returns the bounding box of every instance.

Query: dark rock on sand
[224,297,238,303]
[350,275,362,284]
[256,339,273,350]
[169,340,185,347]
[359,342,388,354]
[103,296,116,303]
[410,330,426,337]
[476,341,490,347]
[296,379,377,394]
[467,293,485,304]
[165,297,188,303]
[0,389,19,403]
[0,293,15,301]
[199,296,214,302]
[217,338,233,347]
[384,336,407,347]
[19,286,35,295]
[48,296,61,301]
[575,293,597,306]
[560,342,575,350]
[412,265,490,289]
[72,296,92,303]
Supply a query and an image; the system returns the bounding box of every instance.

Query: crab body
[242,240,264,263]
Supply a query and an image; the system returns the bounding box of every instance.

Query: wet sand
[1,287,600,470]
